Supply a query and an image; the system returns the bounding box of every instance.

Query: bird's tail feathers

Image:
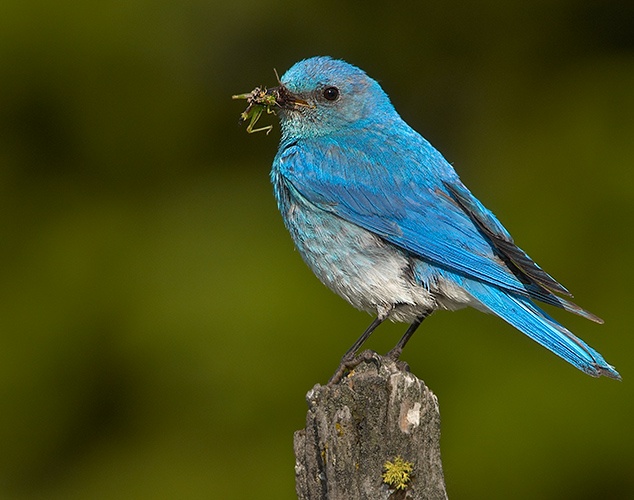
[527,285,604,324]
[464,281,620,380]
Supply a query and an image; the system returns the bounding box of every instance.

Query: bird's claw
[327,349,382,387]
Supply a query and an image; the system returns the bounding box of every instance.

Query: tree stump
[293,353,448,500]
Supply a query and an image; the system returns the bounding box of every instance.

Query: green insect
[232,86,278,134]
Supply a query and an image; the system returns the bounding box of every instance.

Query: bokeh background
[1,1,633,499]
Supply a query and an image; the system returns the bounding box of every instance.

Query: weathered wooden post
[293,354,448,499]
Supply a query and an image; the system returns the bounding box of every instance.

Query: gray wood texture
[294,354,448,499]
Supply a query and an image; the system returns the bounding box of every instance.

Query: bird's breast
[271,169,444,321]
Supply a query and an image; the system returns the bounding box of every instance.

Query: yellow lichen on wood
[382,456,413,490]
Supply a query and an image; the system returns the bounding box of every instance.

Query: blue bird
[251,56,620,381]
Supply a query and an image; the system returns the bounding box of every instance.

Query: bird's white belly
[283,198,474,323]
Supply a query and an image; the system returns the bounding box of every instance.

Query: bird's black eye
[323,86,339,101]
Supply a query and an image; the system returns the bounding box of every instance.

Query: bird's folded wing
[276,136,601,322]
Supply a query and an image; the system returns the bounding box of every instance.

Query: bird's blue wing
[442,181,570,296]
[275,131,600,322]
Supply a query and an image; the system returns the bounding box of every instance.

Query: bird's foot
[327,349,381,387]
[384,347,411,373]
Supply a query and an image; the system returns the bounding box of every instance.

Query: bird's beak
[266,85,312,110]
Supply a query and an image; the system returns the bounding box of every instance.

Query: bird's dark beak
[266,85,312,110]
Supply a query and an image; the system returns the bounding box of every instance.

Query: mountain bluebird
[238,56,620,382]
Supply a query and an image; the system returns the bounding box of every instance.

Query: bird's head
[268,56,397,139]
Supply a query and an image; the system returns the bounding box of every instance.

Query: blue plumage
[259,56,619,380]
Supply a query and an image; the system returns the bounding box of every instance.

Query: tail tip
[594,364,621,381]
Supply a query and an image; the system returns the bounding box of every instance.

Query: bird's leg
[327,315,387,386]
[385,312,430,361]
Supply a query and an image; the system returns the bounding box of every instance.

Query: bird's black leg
[385,312,430,361]
[327,315,387,386]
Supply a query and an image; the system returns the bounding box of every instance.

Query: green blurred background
[1,0,633,499]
